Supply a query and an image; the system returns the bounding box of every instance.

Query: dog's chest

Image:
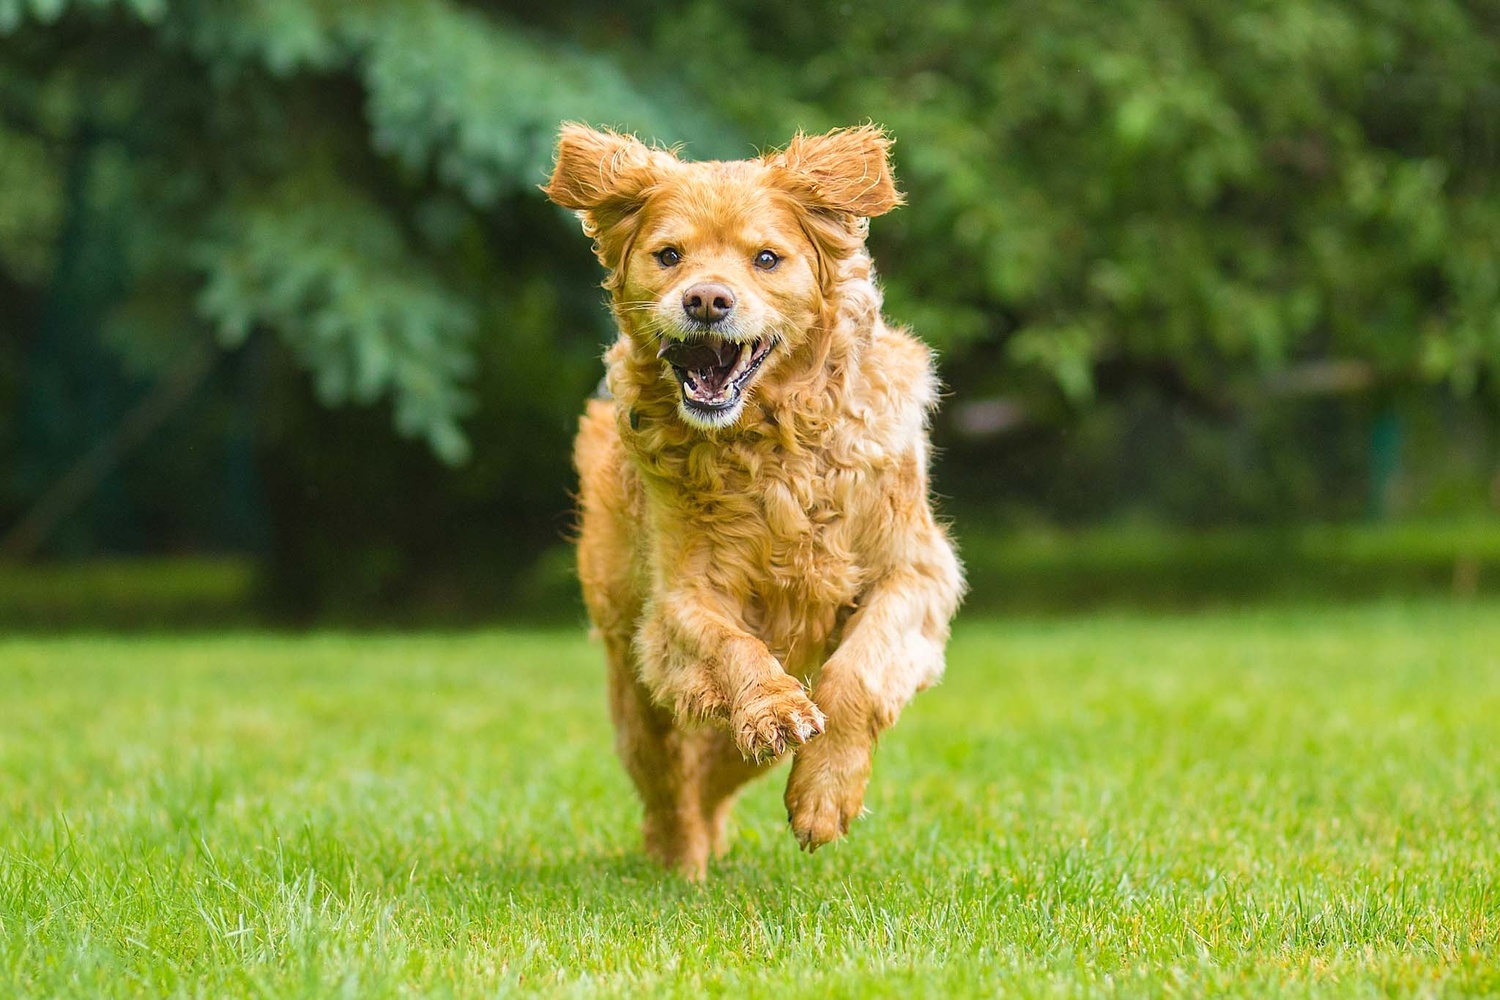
[748,465,867,672]
[651,438,879,671]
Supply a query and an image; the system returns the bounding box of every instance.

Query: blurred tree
[1,0,1496,616]
[2,0,731,461]
[657,0,1498,401]
[0,0,732,613]
[650,0,1497,525]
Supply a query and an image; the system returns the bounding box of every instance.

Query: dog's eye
[753,249,780,271]
[654,247,682,268]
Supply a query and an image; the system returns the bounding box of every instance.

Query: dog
[544,123,964,878]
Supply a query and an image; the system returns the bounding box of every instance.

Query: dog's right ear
[543,124,673,268]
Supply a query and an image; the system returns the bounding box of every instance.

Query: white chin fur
[677,396,747,431]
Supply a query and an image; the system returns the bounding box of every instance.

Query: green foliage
[660,0,1500,401]
[0,124,60,285]
[12,0,1488,461]
[198,177,478,462]
[2,0,1497,602]
[0,0,162,32]
[357,0,721,206]
[0,0,725,463]
[3,603,1500,994]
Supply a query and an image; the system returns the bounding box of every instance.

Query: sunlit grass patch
[2,601,1497,997]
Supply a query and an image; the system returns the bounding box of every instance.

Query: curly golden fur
[545,123,964,878]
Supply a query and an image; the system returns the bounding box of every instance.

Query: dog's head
[544,123,901,430]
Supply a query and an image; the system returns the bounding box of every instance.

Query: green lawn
[2,602,1498,997]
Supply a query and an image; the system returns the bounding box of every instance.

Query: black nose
[682,282,736,325]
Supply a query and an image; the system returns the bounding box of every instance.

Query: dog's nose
[682,282,736,325]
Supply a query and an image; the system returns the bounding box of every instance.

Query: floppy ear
[772,124,903,218]
[543,123,662,210]
[542,123,676,268]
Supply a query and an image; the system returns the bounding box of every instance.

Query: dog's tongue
[658,338,739,373]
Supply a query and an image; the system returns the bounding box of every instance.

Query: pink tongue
[658,339,739,372]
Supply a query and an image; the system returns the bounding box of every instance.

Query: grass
[956,517,1500,614]
[3,518,1498,630]
[0,557,257,631]
[2,600,1498,997]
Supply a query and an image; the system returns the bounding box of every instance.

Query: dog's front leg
[785,530,963,850]
[636,590,826,761]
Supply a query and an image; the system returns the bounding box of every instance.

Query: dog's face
[621,175,823,428]
[544,124,901,430]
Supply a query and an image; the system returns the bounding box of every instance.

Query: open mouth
[657,334,775,415]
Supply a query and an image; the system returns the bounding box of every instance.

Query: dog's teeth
[726,341,754,381]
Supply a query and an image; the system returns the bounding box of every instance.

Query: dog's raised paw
[730,674,825,762]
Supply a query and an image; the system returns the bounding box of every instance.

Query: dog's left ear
[771,124,903,218]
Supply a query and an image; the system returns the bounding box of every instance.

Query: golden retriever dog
[544,122,964,878]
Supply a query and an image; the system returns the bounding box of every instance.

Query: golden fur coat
[546,123,964,878]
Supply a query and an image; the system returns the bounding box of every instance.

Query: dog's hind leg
[576,402,715,877]
[692,730,771,859]
[606,638,715,878]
